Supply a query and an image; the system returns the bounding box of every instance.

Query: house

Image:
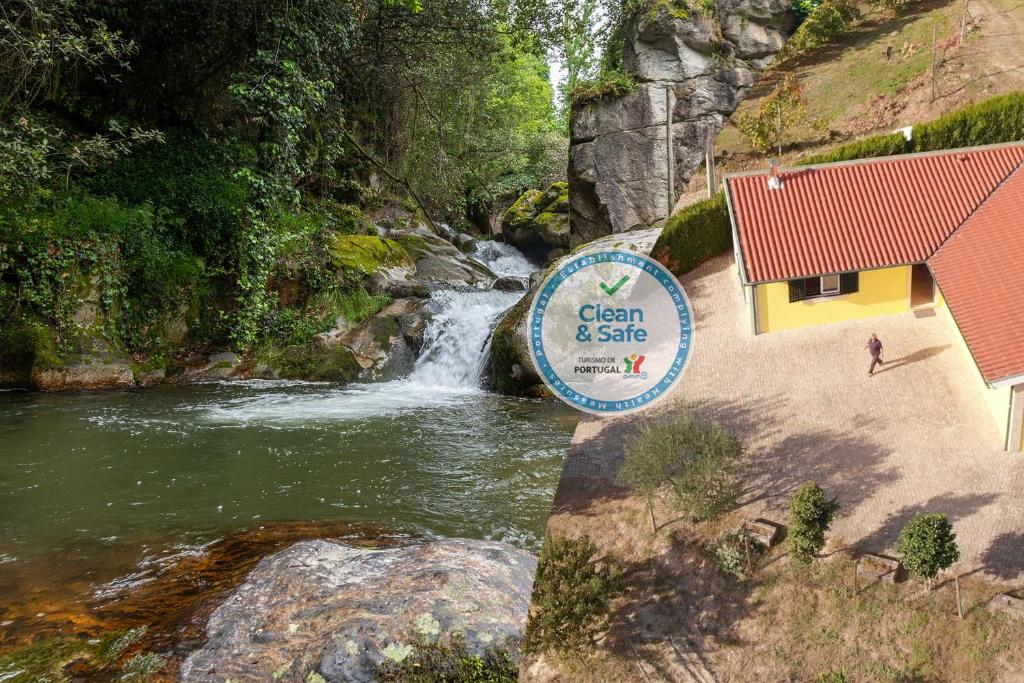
[723,142,1024,451]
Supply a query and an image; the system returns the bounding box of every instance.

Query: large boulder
[501,183,570,262]
[489,228,663,396]
[180,538,536,683]
[569,1,796,243]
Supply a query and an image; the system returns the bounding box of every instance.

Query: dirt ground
[521,255,1024,682]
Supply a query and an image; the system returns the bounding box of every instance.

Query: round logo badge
[527,249,693,415]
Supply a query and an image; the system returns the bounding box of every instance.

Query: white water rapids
[199,239,536,423]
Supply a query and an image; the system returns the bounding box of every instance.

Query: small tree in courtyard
[619,405,743,529]
[522,534,623,655]
[788,482,840,566]
[897,513,960,589]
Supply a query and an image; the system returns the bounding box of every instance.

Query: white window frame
[820,273,840,295]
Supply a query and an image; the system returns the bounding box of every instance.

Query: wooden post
[930,23,938,103]
[776,98,783,157]
[960,12,967,45]
[705,137,716,199]
[955,574,964,619]
[666,86,674,218]
[854,560,860,592]
[744,534,753,578]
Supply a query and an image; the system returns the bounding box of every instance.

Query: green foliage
[798,92,1024,165]
[569,69,636,107]
[376,636,518,682]
[736,74,820,154]
[652,193,731,277]
[316,288,391,326]
[788,483,840,566]
[523,534,624,655]
[792,0,822,20]
[620,405,744,525]
[778,0,860,60]
[0,626,161,682]
[710,531,764,582]
[897,513,960,586]
[798,132,910,165]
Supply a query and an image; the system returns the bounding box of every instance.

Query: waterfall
[408,241,535,389]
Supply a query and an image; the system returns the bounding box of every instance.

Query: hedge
[651,93,1024,278]
[651,192,730,276]
[798,92,1024,165]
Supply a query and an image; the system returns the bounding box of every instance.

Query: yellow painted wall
[755,266,913,334]
[940,303,1012,445]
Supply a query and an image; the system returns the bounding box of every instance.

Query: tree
[788,482,840,566]
[735,74,816,155]
[522,535,623,655]
[619,405,743,529]
[897,513,960,588]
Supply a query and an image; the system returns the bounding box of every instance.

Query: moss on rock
[329,235,412,278]
[271,344,363,383]
[500,183,571,258]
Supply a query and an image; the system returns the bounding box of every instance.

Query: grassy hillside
[683,0,1024,197]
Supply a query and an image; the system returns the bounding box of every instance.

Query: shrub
[619,405,744,526]
[779,0,860,60]
[735,75,816,154]
[897,513,959,588]
[522,535,623,655]
[797,92,1024,166]
[651,193,731,277]
[569,70,636,108]
[788,483,840,566]
[376,636,518,683]
[798,132,910,165]
[710,531,764,581]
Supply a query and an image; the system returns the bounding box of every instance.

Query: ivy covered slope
[0,0,566,391]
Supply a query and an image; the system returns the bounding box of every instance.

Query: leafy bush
[523,535,623,655]
[788,483,840,566]
[897,513,959,588]
[779,0,860,60]
[651,193,731,277]
[798,92,1024,166]
[619,405,744,526]
[376,636,518,683]
[710,531,764,581]
[792,0,822,19]
[736,74,821,155]
[797,132,910,165]
[570,70,636,108]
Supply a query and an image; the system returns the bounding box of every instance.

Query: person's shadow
[873,345,950,373]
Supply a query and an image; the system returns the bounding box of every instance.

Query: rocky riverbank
[181,539,536,682]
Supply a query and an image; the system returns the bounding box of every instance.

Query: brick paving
[557,254,1024,580]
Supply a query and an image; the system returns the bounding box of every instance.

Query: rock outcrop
[180,538,536,683]
[569,1,795,242]
[501,182,570,262]
[489,228,663,396]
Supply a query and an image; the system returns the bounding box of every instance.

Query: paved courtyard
[558,254,1024,580]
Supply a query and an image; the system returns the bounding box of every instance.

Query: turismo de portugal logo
[528,249,693,415]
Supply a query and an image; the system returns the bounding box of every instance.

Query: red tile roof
[930,166,1024,384]
[727,144,1024,283]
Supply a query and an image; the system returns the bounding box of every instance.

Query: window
[821,273,840,294]
[788,272,859,302]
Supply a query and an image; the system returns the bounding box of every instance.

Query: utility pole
[705,136,716,199]
[666,85,674,218]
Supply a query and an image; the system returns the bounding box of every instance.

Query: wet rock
[568,2,795,241]
[339,298,430,381]
[31,361,135,391]
[492,276,528,293]
[180,538,536,683]
[391,232,496,289]
[501,183,570,262]
[489,229,662,396]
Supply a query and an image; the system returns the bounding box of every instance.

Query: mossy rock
[329,235,413,278]
[272,344,363,383]
[392,234,431,260]
[0,320,59,387]
[533,211,570,247]
[489,294,545,397]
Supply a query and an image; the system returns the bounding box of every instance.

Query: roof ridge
[926,158,1024,262]
[724,140,1024,179]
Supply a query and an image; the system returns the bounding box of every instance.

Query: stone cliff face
[569,0,795,242]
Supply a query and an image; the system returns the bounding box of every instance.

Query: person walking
[865,333,884,375]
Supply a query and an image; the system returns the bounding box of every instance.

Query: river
[0,241,576,655]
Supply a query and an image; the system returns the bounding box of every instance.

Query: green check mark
[599,275,630,296]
